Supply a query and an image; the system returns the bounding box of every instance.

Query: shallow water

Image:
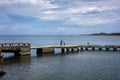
[0,51,120,80]
[0,35,120,80]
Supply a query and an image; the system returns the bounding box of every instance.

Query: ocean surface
[0,35,120,80]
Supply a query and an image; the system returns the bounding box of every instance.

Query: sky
[0,0,120,35]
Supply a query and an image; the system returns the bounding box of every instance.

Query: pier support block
[14,51,21,56]
[71,48,74,52]
[92,47,95,51]
[85,48,88,51]
[37,48,42,54]
[77,47,80,51]
[81,47,83,51]
[99,48,102,51]
[20,47,31,55]
[113,48,117,51]
[37,48,54,54]
[106,48,109,51]
[66,48,69,52]
[61,48,65,53]
[19,52,31,55]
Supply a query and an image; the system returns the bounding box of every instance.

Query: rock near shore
[0,71,5,76]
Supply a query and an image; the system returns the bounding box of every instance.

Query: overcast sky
[0,0,120,35]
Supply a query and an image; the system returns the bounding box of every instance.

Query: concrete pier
[0,43,120,58]
[0,43,31,58]
[37,48,54,54]
[32,45,120,54]
[31,45,80,54]
[80,45,120,51]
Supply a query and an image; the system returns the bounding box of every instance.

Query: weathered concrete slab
[37,48,54,54]
[32,45,80,53]
[0,43,31,58]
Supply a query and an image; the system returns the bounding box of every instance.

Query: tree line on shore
[90,33,120,36]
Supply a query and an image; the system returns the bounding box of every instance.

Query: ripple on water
[0,51,120,80]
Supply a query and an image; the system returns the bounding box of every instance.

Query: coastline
[89,33,120,36]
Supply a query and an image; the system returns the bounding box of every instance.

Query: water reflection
[0,58,3,62]
[1,55,31,65]
[37,53,55,57]
[37,51,80,58]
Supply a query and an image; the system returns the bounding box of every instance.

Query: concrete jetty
[31,45,80,54]
[0,42,120,58]
[80,45,120,51]
[31,45,120,54]
[0,43,31,58]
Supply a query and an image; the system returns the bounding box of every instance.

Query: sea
[0,35,120,80]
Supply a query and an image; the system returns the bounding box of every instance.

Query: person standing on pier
[60,40,62,46]
[64,42,65,45]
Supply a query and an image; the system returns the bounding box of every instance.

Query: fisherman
[64,42,65,45]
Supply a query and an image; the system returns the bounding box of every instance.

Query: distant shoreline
[90,33,120,36]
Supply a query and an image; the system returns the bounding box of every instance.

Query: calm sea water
[0,35,120,80]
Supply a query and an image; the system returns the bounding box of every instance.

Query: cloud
[0,14,10,23]
[9,24,52,34]
[41,0,120,25]
[11,24,33,30]
[0,24,34,34]
[56,26,82,34]
[0,0,58,18]
[0,0,120,26]
[0,0,55,6]
[65,13,120,26]
[57,27,66,32]
[0,0,58,9]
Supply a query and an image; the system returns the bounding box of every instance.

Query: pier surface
[31,45,120,54]
[31,45,80,49]
[31,45,80,53]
